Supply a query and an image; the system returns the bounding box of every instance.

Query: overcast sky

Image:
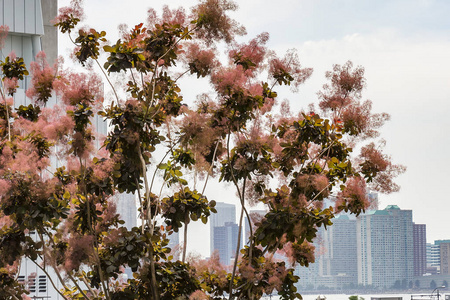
[58,0,450,257]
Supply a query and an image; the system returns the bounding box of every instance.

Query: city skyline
[296,205,450,291]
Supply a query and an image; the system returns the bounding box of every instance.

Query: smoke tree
[0,0,405,299]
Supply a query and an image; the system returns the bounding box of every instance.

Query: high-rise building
[357,205,413,289]
[210,202,236,227]
[0,0,54,65]
[213,222,240,265]
[40,0,58,65]
[296,214,358,289]
[413,223,427,276]
[167,230,180,260]
[426,240,450,275]
[210,202,236,253]
[114,192,137,230]
[0,2,117,298]
[426,242,441,274]
[0,0,58,107]
[116,193,137,280]
[326,215,358,282]
[440,241,450,275]
[210,202,241,265]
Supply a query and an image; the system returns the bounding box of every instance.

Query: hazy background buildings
[296,205,450,292]
[208,201,450,293]
[210,202,240,265]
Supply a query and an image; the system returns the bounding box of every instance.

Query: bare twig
[28,256,69,300]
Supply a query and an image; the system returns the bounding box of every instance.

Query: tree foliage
[0,0,404,299]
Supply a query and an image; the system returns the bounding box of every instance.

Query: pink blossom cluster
[211,65,247,94]
[147,6,187,28]
[64,234,94,272]
[268,49,313,92]
[0,25,8,50]
[3,77,18,96]
[189,290,208,300]
[359,142,406,194]
[335,176,370,215]
[15,105,74,142]
[52,0,84,25]
[341,100,390,139]
[91,153,116,185]
[318,61,365,112]
[26,52,57,103]
[191,0,246,44]
[282,240,316,266]
[229,32,269,76]
[184,42,219,77]
[0,140,50,174]
[56,72,103,108]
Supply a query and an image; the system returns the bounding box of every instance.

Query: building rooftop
[366,210,391,216]
[385,205,401,210]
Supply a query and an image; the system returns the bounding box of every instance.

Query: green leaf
[63,191,71,199]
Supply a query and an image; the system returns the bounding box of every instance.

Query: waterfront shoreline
[262,292,446,300]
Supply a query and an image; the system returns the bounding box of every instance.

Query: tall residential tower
[357,205,413,288]
[210,202,240,265]
[413,223,427,276]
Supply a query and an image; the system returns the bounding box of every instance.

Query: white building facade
[357,205,414,288]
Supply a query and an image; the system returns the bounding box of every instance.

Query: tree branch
[28,256,69,300]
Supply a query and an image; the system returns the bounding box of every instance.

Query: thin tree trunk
[229,206,245,299]
[182,214,189,263]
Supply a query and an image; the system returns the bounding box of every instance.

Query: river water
[263,293,445,300]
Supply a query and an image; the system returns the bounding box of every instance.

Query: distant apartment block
[295,204,442,291]
[357,205,413,289]
[210,203,235,230]
[296,214,358,289]
[427,242,441,274]
[413,223,427,276]
[0,0,57,65]
[327,215,358,282]
[213,222,240,265]
[210,202,239,265]
[427,240,450,275]
[114,192,137,230]
[440,241,450,275]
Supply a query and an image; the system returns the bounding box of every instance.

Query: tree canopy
[0,0,404,299]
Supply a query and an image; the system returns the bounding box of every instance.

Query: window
[28,275,36,293]
[38,275,47,293]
